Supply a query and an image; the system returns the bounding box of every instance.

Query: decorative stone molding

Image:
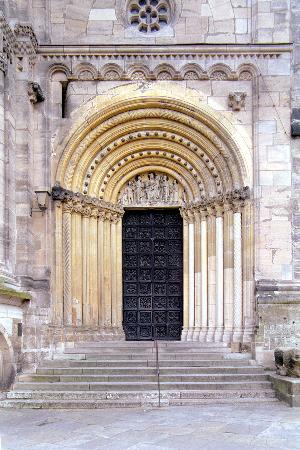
[181,187,250,217]
[52,184,124,221]
[28,82,45,104]
[118,172,181,207]
[0,54,8,74]
[0,15,38,67]
[228,92,247,111]
[53,61,256,83]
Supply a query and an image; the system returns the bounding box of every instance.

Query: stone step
[0,387,277,409]
[53,353,235,361]
[63,347,230,354]
[73,342,229,349]
[6,389,276,401]
[36,366,264,376]
[13,380,272,391]
[40,359,255,368]
[17,373,268,383]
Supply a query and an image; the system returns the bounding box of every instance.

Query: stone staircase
[0,341,277,408]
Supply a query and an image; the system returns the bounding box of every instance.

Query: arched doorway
[52,84,253,344]
[0,327,15,389]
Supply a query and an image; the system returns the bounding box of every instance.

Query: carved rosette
[52,185,124,222]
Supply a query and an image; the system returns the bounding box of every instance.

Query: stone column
[111,218,118,329]
[71,212,83,326]
[89,213,99,325]
[233,204,243,342]
[103,216,112,328]
[215,205,224,342]
[182,219,189,340]
[62,207,72,326]
[194,211,201,341]
[98,215,105,327]
[0,54,6,274]
[200,210,208,342]
[187,213,195,340]
[82,214,90,325]
[207,206,216,342]
[223,203,234,342]
[116,219,124,333]
[242,200,254,344]
[53,201,63,325]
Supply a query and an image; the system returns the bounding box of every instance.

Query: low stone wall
[254,282,300,367]
[0,287,30,389]
[270,374,300,407]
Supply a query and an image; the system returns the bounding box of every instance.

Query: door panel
[122,210,183,340]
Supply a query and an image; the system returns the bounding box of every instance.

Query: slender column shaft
[111,221,117,327]
[116,220,123,329]
[62,210,72,325]
[233,210,243,338]
[207,210,216,341]
[215,214,224,341]
[103,219,112,327]
[242,201,254,342]
[223,206,234,342]
[89,216,99,325]
[82,216,90,325]
[54,202,63,325]
[182,220,189,340]
[98,219,104,327]
[188,221,195,335]
[200,215,208,338]
[194,213,201,340]
[71,213,83,326]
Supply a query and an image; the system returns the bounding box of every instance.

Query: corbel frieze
[52,185,124,222]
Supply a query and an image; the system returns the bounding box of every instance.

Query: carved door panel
[122,210,183,340]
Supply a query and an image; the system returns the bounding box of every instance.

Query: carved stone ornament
[118,172,181,207]
[52,184,124,221]
[228,92,247,111]
[181,186,250,217]
[28,82,45,104]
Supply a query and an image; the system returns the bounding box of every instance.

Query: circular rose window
[128,0,170,33]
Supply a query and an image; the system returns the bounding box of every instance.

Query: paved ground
[0,403,299,450]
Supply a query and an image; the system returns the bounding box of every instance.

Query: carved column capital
[52,184,124,220]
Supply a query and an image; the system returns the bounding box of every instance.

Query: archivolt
[54,84,252,202]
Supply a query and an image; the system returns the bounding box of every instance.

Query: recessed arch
[51,83,253,344]
[54,84,252,199]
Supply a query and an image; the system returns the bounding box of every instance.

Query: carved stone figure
[228,92,247,111]
[274,347,300,377]
[119,172,180,206]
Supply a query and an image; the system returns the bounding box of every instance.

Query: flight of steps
[0,341,277,409]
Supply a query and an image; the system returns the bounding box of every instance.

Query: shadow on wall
[0,329,15,390]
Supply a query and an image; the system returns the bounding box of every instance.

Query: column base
[199,328,208,342]
[214,327,224,342]
[181,327,189,341]
[206,327,216,342]
[222,329,233,343]
[192,326,201,341]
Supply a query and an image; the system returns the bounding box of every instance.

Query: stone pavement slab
[0,403,299,450]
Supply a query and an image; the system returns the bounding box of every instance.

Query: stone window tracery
[128,0,170,33]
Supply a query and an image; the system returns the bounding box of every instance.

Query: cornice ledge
[38,43,292,57]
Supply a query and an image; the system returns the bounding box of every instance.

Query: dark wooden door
[122,210,183,340]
